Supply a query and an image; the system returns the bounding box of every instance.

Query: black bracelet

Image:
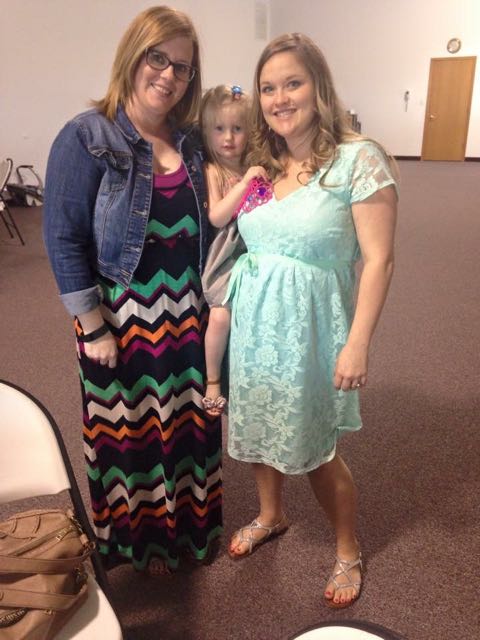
[78,323,110,343]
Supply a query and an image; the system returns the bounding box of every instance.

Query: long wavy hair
[200,85,252,195]
[249,33,363,181]
[92,5,202,128]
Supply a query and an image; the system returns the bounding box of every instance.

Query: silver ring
[355,383,361,388]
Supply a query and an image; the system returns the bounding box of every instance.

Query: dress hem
[227,423,362,475]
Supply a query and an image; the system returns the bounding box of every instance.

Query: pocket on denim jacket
[91,148,132,192]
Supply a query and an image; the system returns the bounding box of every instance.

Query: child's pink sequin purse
[232,177,273,220]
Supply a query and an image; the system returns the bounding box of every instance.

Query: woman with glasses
[43,6,222,575]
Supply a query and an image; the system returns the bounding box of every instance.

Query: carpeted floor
[1,160,479,640]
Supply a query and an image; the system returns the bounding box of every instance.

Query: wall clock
[447,38,461,54]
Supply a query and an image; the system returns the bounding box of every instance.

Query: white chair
[0,158,25,245]
[289,620,406,640]
[0,379,123,639]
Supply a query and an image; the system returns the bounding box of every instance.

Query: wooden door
[421,56,476,161]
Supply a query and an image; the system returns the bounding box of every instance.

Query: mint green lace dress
[227,141,397,474]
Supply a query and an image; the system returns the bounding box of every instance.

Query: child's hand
[241,166,268,186]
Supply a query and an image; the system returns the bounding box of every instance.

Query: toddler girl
[200,85,267,416]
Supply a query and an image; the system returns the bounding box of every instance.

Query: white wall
[0,0,269,180]
[2,0,479,177]
[271,0,480,157]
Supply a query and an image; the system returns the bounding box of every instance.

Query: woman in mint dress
[226,34,398,609]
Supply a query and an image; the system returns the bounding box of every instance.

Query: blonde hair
[199,85,251,194]
[249,33,362,181]
[92,5,202,127]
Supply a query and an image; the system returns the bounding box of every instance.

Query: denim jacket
[43,106,209,316]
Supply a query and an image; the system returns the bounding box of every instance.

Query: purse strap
[0,546,94,575]
[0,583,88,611]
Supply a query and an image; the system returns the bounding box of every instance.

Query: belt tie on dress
[223,252,352,306]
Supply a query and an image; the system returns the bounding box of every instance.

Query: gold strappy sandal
[324,553,363,609]
[228,514,289,559]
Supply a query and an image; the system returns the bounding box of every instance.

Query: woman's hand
[84,332,118,368]
[241,165,269,186]
[333,343,368,391]
[76,308,118,368]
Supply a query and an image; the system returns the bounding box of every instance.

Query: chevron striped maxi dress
[78,165,223,571]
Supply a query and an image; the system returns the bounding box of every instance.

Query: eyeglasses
[145,48,196,82]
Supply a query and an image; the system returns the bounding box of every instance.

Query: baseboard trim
[394,155,480,162]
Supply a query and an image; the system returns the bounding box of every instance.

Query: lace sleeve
[349,142,398,203]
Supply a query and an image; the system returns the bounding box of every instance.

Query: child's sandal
[202,395,227,414]
[202,379,227,416]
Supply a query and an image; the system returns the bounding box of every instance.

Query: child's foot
[202,380,227,417]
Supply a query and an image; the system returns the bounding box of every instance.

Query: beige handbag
[0,508,95,639]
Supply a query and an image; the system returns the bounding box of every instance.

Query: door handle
[429,114,437,120]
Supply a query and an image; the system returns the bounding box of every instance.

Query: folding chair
[0,380,123,639]
[0,158,25,245]
[7,163,44,207]
[288,620,407,640]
